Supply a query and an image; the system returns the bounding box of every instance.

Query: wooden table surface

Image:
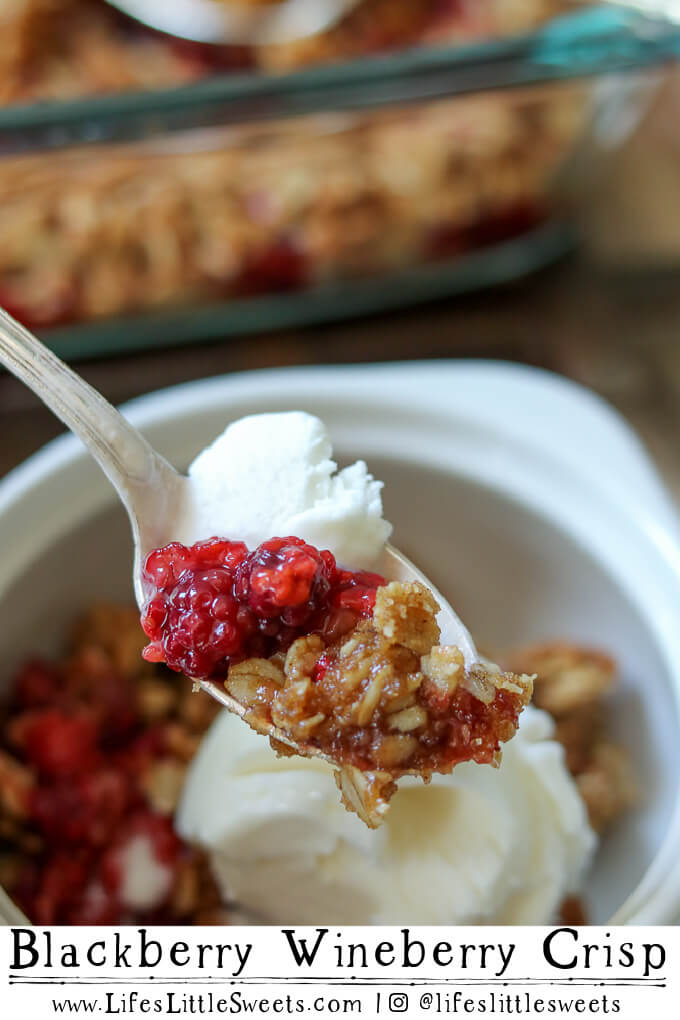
[2,71,680,500]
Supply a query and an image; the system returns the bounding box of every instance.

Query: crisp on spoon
[0,307,480,762]
[105,0,362,46]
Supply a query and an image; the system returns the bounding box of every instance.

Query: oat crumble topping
[503,642,637,832]
[0,1,584,330]
[224,580,534,826]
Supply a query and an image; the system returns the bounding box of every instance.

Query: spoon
[106,0,361,46]
[0,306,479,760]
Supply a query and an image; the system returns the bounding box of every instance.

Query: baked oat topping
[503,641,637,831]
[0,2,584,331]
[225,580,534,826]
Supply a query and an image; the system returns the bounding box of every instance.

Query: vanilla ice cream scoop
[173,411,392,567]
[171,410,477,668]
[177,705,596,924]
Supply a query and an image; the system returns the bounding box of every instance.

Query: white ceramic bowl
[1,360,679,925]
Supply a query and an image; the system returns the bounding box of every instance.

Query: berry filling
[0,606,227,926]
[141,536,386,679]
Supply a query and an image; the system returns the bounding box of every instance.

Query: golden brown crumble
[373,580,441,654]
[503,641,636,831]
[0,3,586,330]
[576,743,636,834]
[0,750,33,821]
[0,86,584,329]
[70,604,153,679]
[225,581,533,826]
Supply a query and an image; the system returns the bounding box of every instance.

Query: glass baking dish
[0,2,678,358]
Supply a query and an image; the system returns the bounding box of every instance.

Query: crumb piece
[504,641,633,832]
[421,645,463,694]
[71,604,151,679]
[335,766,396,829]
[373,580,441,654]
[505,642,615,717]
[576,743,638,834]
[284,634,325,684]
[137,676,176,721]
[225,658,285,714]
[553,705,605,775]
[140,758,187,816]
[0,749,34,819]
[161,721,203,762]
[170,852,223,920]
[0,852,23,892]
[560,895,588,926]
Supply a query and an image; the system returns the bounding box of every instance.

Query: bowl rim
[0,358,679,926]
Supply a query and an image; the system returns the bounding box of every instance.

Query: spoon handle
[0,307,177,515]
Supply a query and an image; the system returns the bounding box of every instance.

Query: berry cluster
[141,536,386,679]
[5,660,183,924]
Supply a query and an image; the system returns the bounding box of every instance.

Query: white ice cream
[174,411,392,566]
[173,409,595,923]
[177,705,595,924]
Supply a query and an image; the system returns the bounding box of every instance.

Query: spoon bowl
[0,306,478,757]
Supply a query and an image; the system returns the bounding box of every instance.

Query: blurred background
[1,0,680,495]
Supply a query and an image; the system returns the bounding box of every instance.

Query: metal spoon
[0,306,479,756]
[106,0,361,46]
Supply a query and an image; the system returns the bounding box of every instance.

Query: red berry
[236,239,308,296]
[193,537,248,571]
[314,606,362,644]
[31,768,131,847]
[330,568,384,614]
[140,535,385,680]
[332,586,379,614]
[312,653,330,683]
[142,595,167,634]
[143,542,191,592]
[236,537,335,619]
[17,708,99,779]
[12,659,63,709]
[114,725,168,779]
[30,851,92,925]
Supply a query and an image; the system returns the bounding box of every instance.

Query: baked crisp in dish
[0,92,580,328]
[0,0,585,330]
